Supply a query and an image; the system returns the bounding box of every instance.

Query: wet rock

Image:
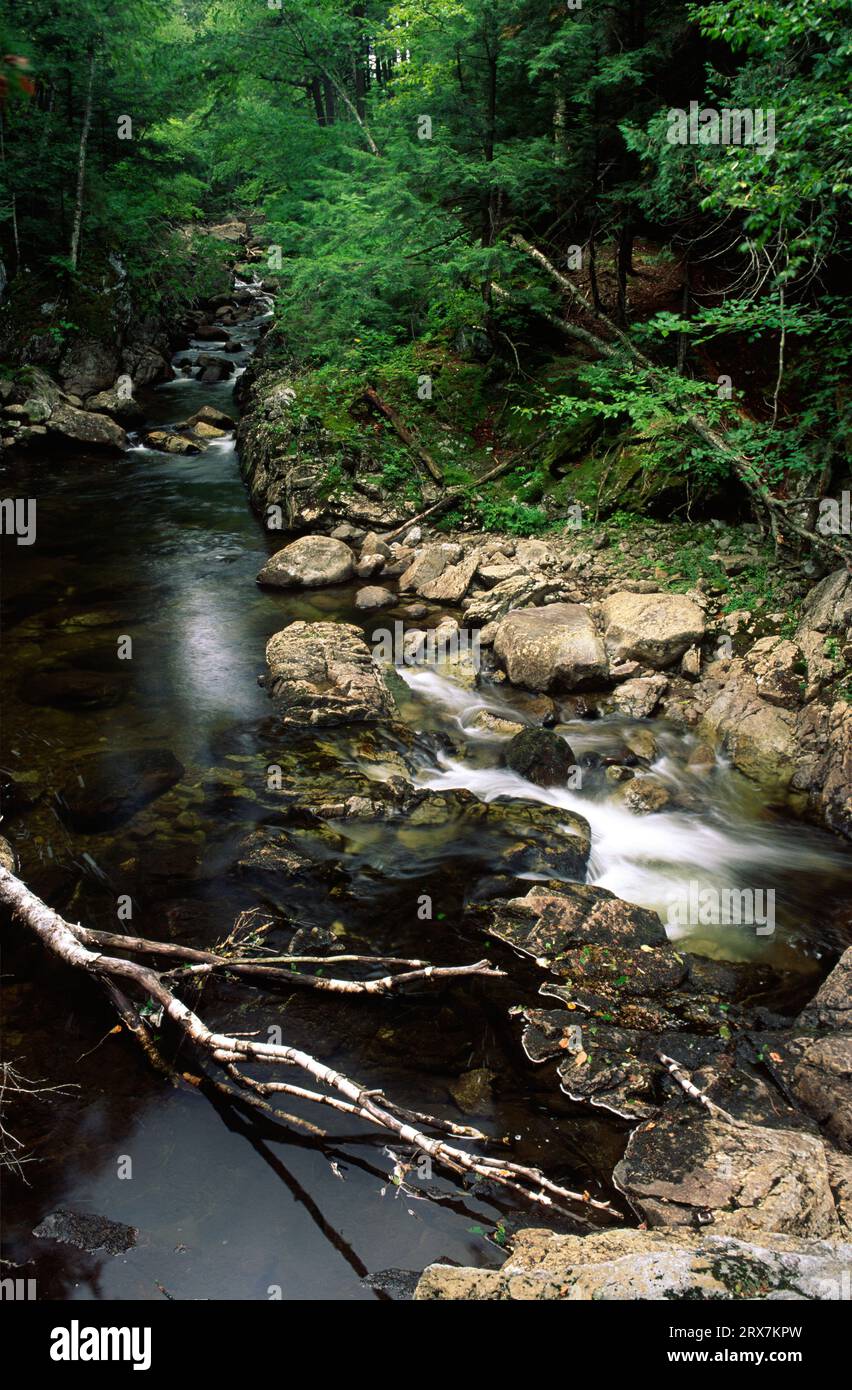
[56,749,185,832]
[602,591,705,668]
[797,948,852,1032]
[47,403,127,451]
[183,405,235,431]
[504,728,576,787]
[467,710,525,738]
[613,1112,840,1238]
[493,604,607,692]
[142,429,200,455]
[615,775,672,815]
[355,585,395,610]
[85,378,144,426]
[361,1269,420,1300]
[698,659,797,804]
[264,621,395,726]
[415,1227,852,1300]
[257,535,354,589]
[33,1209,137,1255]
[474,882,666,961]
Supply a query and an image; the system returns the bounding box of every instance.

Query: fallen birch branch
[0,866,615,1220]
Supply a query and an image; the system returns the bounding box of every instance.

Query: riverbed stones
[264,621,395,725]
[417,549,480,603]
[493,604,607,692]
[257,535,354,589]
[613,1111,840,1238]
[56,749,185,831]
[602,591,705,668]
[415,1227,852,1300]
[504,728,576,787]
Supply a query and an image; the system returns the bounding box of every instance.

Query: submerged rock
[34,1209,138,1255]
[264,621,395,726]
[56,749,184,831]
[415,1227,852,1300]
[257,535,354,589]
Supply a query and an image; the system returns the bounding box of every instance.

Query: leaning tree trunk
[508,234,852,565]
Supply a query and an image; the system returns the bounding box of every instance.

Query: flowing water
[1,283,850,1300]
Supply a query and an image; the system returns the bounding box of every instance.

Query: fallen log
[0,865,615,1220]
[359,386,444,484]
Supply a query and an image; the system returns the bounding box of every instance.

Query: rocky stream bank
[1,221,850,1300]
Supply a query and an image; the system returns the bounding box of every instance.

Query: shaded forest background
[0,0,849,542]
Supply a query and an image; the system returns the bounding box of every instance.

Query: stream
[2,280,850,1301]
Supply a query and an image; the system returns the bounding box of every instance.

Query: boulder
[417,549,480,604]
[142,430,200,455]
[59,337,120,397]
[398,544,448,593]
[264,621,395,726]
[798,948,852,1032]
[464,573,563,626]
[798,568,852,636]
[744,636,806,709]
[505,728,576,787]
[47,403,127,452]
[415,1227,852,1300]
[493,604,607,692]
[614,1112,839,1238]
[698,659,797,804]
[257,536,354,589]
[602,591,705,668]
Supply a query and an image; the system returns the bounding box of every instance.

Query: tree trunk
[68,47,95,272]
